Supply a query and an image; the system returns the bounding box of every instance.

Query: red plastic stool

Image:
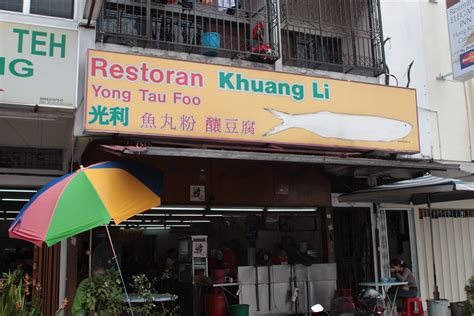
[335,289,354,306]
[402,297,424,316]
[336,288,352,298]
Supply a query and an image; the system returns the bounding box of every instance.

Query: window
[296,33,342,65]
[0,0,23,12]
[30,0,74,19]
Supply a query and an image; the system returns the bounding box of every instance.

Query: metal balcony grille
[0,147,63,170]
[97,0,280,63]
[280,0,384,76]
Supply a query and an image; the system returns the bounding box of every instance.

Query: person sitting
[271,247,288,265]
[387,258,418,308]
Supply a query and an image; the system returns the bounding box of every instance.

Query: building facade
[1,0,472,315]
[0,1,80,314]
[380,0,474,306]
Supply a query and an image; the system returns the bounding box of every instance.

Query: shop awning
[100,145,457,171]
[338,175,474,204]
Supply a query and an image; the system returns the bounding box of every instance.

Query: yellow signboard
[85,50,420,153]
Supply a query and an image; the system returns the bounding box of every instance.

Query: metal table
[212,282,239,298]
[126,293,178,303]
[359,281,408,316]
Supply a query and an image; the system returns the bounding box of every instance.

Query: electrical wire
[270,265,282,313]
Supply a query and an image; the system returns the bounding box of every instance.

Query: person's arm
[396,268,410,282]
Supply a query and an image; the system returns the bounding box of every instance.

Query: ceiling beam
[108,145,458,171]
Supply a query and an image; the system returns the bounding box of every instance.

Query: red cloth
[222,248,237,272]
[252,22,264,40]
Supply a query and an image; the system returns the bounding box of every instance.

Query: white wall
[419,0,473,162]
[413,204,474,305]
[381,0,474,163]
[380,0,432,159]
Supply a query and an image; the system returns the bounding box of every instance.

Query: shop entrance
[385,209,416,276]
[72,149,337,315]
[333,207,375,296]
[72,207,327,315]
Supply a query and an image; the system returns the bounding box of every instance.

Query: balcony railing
[280,0,384,76]
[97,0,280,63]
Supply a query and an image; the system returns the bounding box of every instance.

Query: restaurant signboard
[85,50,419,153]
[0,21,78,107]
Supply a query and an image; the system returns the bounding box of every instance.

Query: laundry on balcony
[217,0,235,11]
[97,0,279,62]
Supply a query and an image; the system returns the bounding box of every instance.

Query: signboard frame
[446,0,474,81]
[0,21,78,108]
[84,49,420,153]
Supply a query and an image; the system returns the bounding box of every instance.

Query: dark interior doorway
[333,207,374,296]
[385,209,413,269]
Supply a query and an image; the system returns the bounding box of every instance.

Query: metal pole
[105,225,134,316]
[427,198,440,300]
[367,0,377,70]
[348,0,358,67]
[58,240,68,316]
[146,0,151,40]
[255,265,260,311]
[317,0,324,63]
[267,264,271,311]
[89,229,92,278]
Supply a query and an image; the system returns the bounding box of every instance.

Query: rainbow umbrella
[8,160,163,316]
[8,161,163,247]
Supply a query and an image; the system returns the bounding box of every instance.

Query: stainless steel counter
[237,264,337,315]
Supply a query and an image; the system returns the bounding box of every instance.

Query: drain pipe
[463,81,474,161]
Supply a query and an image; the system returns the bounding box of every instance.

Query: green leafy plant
[0,267,67,316]
[130,273,180,316]
[463,276,474,316]
[0,267,41,316]
[130,274,157,315]
[79,269,125,315]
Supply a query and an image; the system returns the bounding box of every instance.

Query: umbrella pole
[427,200,440,300]
[104,225,134,316]
[88,229,92,278]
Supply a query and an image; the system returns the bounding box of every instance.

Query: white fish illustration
[264,108,413,142]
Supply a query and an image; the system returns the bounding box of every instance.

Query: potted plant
[77,269,125,316]
[462,276,474,316]
[249,22,277,63]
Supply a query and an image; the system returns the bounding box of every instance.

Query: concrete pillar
[321,207,336,263]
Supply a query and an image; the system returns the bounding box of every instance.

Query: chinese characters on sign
[130,111,256,134]
[88,105,129,126]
